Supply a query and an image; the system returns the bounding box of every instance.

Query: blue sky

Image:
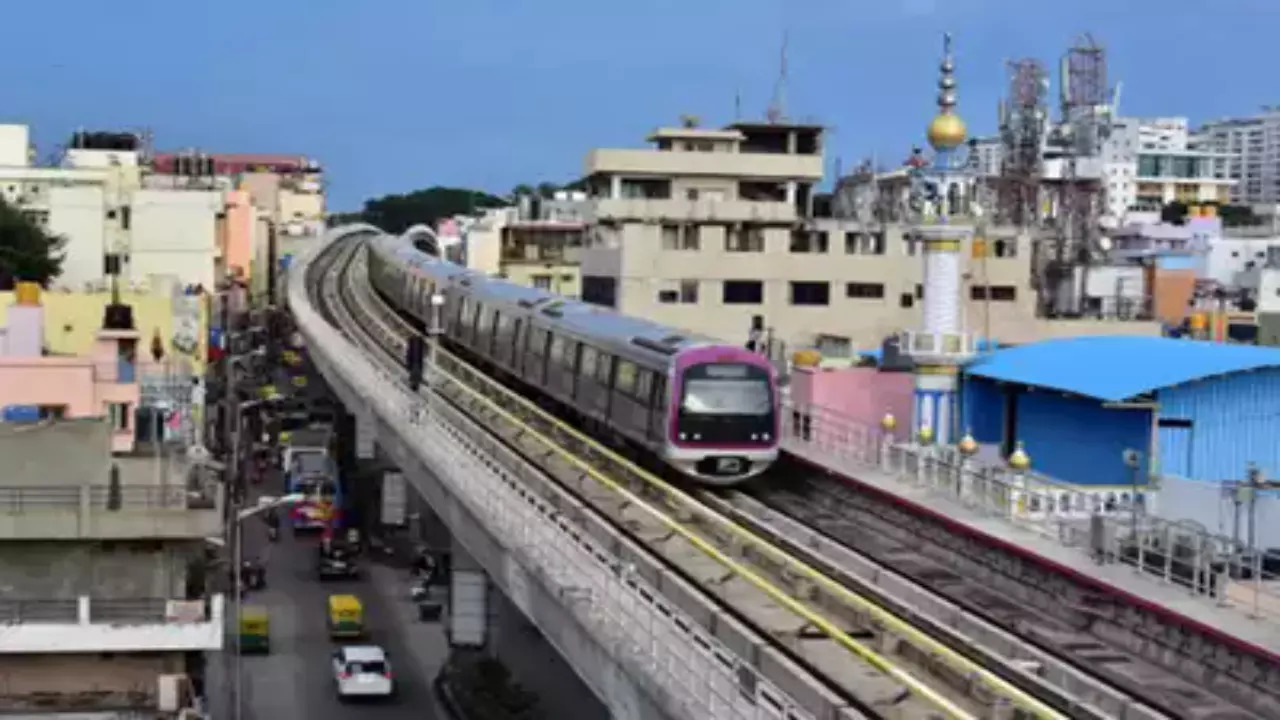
[4,1,1276,210]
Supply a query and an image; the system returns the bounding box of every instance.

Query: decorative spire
[926,32,968,151]
[937,33,957,115]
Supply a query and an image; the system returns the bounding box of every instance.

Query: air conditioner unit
[157,673,190,711]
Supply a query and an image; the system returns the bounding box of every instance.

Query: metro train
[366,232,780,485]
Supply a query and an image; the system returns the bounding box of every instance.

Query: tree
[337,186,507,235]
[0,197,65,289]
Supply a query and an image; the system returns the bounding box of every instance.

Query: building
[1195,107,1280,205]
[1092,117,1235,221]
[960,336,1280,542]
[0,285,223,716]
[498,220,586,297]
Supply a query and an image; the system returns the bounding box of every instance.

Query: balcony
[586,148,824,181]
[591,198,797,224]
[0,483,223,540]
[0,595,224,653]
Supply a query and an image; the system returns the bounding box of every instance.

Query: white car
[332,645,394,700]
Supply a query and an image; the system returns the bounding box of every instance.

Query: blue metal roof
[965,336,1280,401]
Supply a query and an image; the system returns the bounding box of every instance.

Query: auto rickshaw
[327,594,364,639]
[239,606,270,654]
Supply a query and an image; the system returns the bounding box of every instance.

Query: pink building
[221,189,256,278]
[0,284,141,453]
[789,365,915,435]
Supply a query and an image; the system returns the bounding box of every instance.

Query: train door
[647,376,667,442]
[510,319,524,375]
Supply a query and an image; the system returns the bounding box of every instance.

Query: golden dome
[927,112,968,150]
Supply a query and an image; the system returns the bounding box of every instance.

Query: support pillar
[447,538,490,649]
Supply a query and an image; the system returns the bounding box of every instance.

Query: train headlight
[762,432,770,441]
[679,432,687,441]
[693,434,701,441]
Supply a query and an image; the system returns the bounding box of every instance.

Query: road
[230,495,448,720]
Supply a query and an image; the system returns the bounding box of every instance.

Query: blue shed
[961,337,1280,488]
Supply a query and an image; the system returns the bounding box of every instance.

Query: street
[225,500,448,720]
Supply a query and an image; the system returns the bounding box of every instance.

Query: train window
[529,328,546,356]
[456,297,468,327]
[596,354,613,385]
[580,346,598,378]
[616,361,638,396]
[475,304,488,333]
[563,340,578,369]
[549,335,564,363]
[635,369,653,401]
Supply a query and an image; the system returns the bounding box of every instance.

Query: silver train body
[366,233,781,485]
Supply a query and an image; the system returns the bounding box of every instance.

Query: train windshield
[680,363,772,416]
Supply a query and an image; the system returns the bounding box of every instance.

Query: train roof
[379,232,726,353]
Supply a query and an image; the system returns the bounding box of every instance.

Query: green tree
[344,186,507,234]
[0,197,65,289]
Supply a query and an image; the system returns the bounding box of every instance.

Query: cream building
[574,120,1162,351]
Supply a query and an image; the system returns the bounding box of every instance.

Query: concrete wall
[0,541,191,599]
[0,652,184,711]
[129,190,222,290]
[48,185,108,292]
[790,367,914,431]
[1,420,114,486]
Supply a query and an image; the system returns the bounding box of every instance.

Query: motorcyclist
[264,508,280,540]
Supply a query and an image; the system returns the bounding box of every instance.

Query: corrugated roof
[964,336,1280,401]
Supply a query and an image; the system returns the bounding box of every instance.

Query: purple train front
[662,344,779,482]
[367,233,782,487]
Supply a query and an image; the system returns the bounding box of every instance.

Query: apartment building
[459,193,592,294]
[0,285,223,717]
[574,120,1163,350]
[1196,108,1280,205]
[0,126,226,291]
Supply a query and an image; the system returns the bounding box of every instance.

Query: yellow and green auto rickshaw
[239,606,270,654]
[327,594,364,639]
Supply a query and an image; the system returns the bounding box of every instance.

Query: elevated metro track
[291,226,1275,720]
[298,225,1193,720]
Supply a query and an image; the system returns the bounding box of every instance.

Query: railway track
[304,234,1183,720]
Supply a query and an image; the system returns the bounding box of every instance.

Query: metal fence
[0,484,213,512]
[0,597,205,624]
[783,400,1280,623]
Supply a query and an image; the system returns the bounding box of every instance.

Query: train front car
[663,345,779,485]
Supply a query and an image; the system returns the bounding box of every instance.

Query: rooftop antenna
[734,90,742,120]
[766,30,790,124]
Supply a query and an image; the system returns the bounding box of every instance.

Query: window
[616,360,638,395]
[845,231,885,255]
[789,281,830,306]
[686,188,699,200]
[580,346,598,377]
[899,293,914,309]
[120,206,131,231]
[970,285,1018,301]
[915,284,924,299]
[108,402,130,431]
[789,230,828,253]
[725,225,764,252]
[531,274,552,290]
[845,282,885,299]
[722,280,763,304]
[661,224,699,250]
[581,276,617,308]
[658,280,698,304]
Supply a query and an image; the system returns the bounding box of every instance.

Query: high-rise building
[1195,108,1280,205]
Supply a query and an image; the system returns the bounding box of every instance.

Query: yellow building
[0,290,209,375]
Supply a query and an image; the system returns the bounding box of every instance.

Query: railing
[783,401,1280,622]
[0,484,214,512]
[0,596,212,624]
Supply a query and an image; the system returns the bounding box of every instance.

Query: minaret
[904,33,976,447]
